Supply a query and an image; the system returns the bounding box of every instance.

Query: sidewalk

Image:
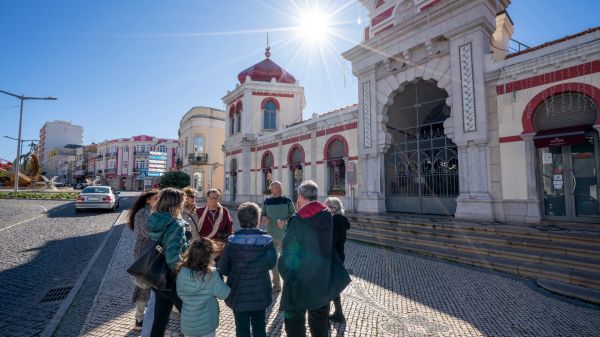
[78,216,600,337]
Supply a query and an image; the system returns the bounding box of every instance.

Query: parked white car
[75,186,120,212]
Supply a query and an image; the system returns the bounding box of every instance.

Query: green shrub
[0,191,79,200]
[158,171,191,189]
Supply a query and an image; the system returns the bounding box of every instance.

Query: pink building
[95,135,179,191]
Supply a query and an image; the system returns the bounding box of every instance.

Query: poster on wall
[542,152,553,165]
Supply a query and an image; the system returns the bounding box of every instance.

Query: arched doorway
[193,172,203,192]
[533,90,600,222]
[261,151,274,194]
[325,136,348,195]
[230,159,238,202]
[385,80,458,215]
[288,145,304,201]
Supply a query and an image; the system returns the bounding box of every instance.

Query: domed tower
[222,47,306,137]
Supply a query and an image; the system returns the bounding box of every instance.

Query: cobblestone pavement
[79,210,600,337]
[0,199,73,231]
[0,198,132,337]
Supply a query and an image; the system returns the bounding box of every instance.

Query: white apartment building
[37,121,83,164]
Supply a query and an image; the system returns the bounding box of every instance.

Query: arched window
[326,138,347,194]
[236,102,242,133]
[193,136,205,154]
[263,100,277,130]
[261,151,274,194]
[288,145,304,201]
[229,106,236,135]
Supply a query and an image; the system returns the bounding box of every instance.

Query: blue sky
[1,0,599,161]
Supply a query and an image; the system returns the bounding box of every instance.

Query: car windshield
[82,187,110,194]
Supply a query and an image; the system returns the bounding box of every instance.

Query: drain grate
[41,286,73,303]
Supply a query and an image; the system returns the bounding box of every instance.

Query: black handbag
[127,221,173,291]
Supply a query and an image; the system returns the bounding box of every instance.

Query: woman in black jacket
[218,202,277,337]
[324,197,351,323]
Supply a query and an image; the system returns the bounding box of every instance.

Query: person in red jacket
[194,189,233,243]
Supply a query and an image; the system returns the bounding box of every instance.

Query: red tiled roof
[507,26,600,59]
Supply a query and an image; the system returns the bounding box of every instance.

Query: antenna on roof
[265,29,271,59]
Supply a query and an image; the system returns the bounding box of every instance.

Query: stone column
[448,26,495,222]
[356,68,387,213]
[239,147,252,202]
[521,133,542,223]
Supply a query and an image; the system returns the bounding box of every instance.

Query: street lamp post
[0,90,57,192]
[3,136,38,159]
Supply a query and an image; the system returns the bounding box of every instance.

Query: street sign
[137,169,148,180]
[148,151,167,177]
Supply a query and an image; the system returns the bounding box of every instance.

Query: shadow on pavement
[0,229,113,336]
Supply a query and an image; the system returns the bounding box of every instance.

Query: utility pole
[0,90,57,192]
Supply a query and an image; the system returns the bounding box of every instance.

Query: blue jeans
[141,292,155,337]
[233,310,267,337]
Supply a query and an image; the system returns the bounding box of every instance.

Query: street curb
[40,210,128,337]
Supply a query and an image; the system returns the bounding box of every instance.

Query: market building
[341,0,599,224]
[222,0,599,225]
[222,46,360,209]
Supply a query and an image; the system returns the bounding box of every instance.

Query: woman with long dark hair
[143,188,190,337]
[128,190,159,331]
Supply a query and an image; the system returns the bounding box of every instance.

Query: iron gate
[385,97,459,215]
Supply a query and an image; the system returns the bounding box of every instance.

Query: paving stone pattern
[0,199,72,231]
[0,199,123,337]
[79,210,600,337]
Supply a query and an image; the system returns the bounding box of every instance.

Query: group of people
[127,180,351,337]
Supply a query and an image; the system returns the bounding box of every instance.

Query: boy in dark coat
[218,202,277,337]
[279,180,351,337]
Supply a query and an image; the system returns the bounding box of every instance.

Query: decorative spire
[265,30,271,58]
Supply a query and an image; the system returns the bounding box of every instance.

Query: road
[0,194,137,337]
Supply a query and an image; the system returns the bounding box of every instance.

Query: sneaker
[329,314,346,324]
[134,320,143,331]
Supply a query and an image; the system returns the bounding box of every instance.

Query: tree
[158,171,190,189]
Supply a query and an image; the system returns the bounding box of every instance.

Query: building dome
[237,47,296,84]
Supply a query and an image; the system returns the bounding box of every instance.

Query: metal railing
[188,153,209,165]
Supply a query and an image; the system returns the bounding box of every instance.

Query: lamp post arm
[0,89,22,99]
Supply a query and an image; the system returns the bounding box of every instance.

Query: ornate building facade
[222,48,360,209]
[225,0,600,224]
[341,0,599,224]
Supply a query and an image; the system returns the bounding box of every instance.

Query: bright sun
[297,9,332,42]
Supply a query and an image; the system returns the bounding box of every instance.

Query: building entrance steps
[346,212,600,304]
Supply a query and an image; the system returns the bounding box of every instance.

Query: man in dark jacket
[218,202,277,337]
[279,180,351,337]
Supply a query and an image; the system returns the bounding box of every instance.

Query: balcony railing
[106,152,117,158]
[105,168,117,174]
[188,153,209,165]
[134,151,149,157]
[96,154,104,159]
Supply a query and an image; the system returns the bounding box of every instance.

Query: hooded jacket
[176,267,231,336]
[278,201,351,311]
[217,228,277,312]
[146,212,189,270]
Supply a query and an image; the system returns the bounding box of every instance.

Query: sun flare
[297,9,332,43]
